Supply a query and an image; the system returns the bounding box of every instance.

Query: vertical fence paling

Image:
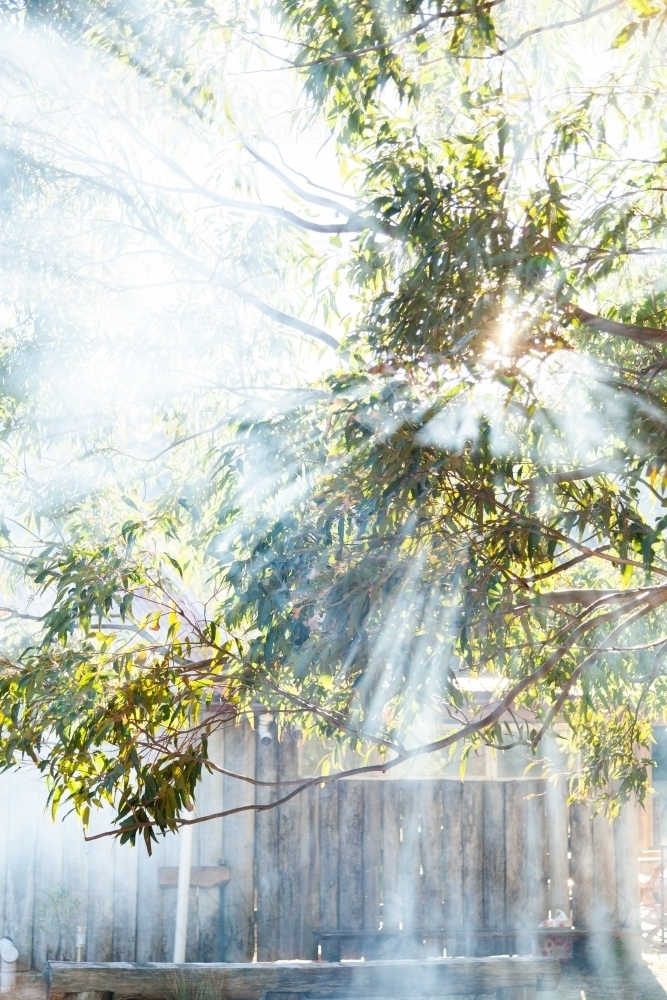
[112,826,138,962]
[318,780,339,960]
[0,743,642,968]
[570,800,594,932]
[86,809,115,963]
[592,810,617,928]
[528,781,549,931]
[400,782,421,939]
[420,780,444,956]
[442,781,463,956]
[482,782,505,957]
[300,784,320,960]
[461,781,484,955]
[222,719,255,961]
[135,829,162,962]
[160,817,180,963]
[338,781,364,959]
[197,725,224,961]
[255,727,279,962]
[546,779,569,918]
[614,797,640,931]
[381,782,402,937]
[277,735,302,960]
[32,788,65,968]
[504,779,527,951]
[0,773,10,952]
[362,782,382,936]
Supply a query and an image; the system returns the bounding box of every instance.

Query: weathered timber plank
[570,801,594,930]
[32,804,64,966]
[278,732,301,959]
[338,781,364,959]
[525,781,548,929]
[545,780,569,918]
[482,782,506,956]
[420,781,444,956]
[504,781,527,938]
[60,811,90,961]
[45,956,560,1000]
[318,781,340,960]
[614,797,640,931]
[592,810,616,928]
[4,769,42,969]
[222,719,256,962]
[0,771,11,936]
[638,780,653,854]
[160,825,180,962]
[505,782,548,946]
[135,836,163,962]
[112,841,138,962]
[196,724,224,960]
[442,782,463,957]
[86,808,116,963]
[362,782,382,935]
[400,781,422,937]
[461,782,484,956]
[299,784,319,960]
[496,987,536,1000]
[381,782,402,936]
[185,824,199,963]
[255,719,279,961]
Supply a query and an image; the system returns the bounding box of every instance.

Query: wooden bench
[314,926,642,960]
[44,957,560,1000]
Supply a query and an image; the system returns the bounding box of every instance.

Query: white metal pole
[173,820,194,963]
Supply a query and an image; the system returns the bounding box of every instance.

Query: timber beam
[44,957,560,1000]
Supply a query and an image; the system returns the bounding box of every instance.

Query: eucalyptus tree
[2,0,667,847]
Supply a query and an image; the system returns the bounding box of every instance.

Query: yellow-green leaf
[627,0,660,17]
[611,20,640,47]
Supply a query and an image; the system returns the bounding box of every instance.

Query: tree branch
[241,138,355,216]
[531,585,667,609]
[113,187,340,350]
[531,600,659,747]
[498,0,624,55]
[572,306,667,345]
[83,604,631,845]
[460,481,667,580]
[293,0,507,68]
[115,121,379,235]
[523,465,607,489]
[522,547,611,584]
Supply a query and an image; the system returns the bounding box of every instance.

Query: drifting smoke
[1,4,667,992]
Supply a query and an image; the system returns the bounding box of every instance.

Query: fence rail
[0,722,641,970]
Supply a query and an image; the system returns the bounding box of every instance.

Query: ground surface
[546,960,665,999]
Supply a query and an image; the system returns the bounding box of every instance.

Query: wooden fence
[0,723,642,971]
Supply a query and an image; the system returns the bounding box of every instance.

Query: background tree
[2,0,667,848]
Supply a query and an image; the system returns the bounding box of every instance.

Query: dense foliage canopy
[2,0,667,846]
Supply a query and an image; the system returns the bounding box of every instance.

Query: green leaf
[627,0,660,16]
[165,554,183,577]
[610,21,640,48]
